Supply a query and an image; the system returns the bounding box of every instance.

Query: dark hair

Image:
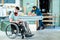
[15,6,20,10]
[33,6,36,8]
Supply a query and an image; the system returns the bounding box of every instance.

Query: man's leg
[37,20,45,30]
[11,24,16,34]
[24,21,32,34]
[20,21,34,37]
[18,24,25,39]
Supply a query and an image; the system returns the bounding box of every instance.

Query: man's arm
[9,12,20,23]
[28,12,37,16]
[32,13,36,16]
[9,18,19,23]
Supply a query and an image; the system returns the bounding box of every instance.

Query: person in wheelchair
[9,6,34,39]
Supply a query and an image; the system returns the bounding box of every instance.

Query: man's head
[15,6,20,12]
[32,6,37,10]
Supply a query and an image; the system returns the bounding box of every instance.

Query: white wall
[52,0,59,26]
[15,0,20,7]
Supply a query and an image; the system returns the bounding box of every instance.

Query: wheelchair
[5,22,27,39]
[5,22,33,39]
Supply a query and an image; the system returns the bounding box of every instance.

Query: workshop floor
[0,29,60,40]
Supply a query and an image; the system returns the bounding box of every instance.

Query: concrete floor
[0,29,60,40]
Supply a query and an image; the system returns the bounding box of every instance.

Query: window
[4,0,15,3]
[20,0,23,7]
[0,0,2,3]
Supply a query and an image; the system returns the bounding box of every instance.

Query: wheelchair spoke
[5,23,19,39]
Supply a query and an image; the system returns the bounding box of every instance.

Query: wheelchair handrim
[5,23,19,39]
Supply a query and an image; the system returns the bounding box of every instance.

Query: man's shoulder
[10,11,14,15]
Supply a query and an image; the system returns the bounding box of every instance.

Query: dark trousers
[39,20,45,28]
[11,23,25,36]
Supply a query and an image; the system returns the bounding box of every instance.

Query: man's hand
[32,14,36,16]
[16,19,23,24]
[16,21,20,24]
[28,12,32,16]
[28,12,37,16]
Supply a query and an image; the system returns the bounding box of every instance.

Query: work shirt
[9,11,20,21]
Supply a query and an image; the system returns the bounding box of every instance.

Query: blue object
[31,6,44,27]
[31,7,42,16]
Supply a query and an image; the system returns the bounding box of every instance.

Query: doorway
[39,0,50,13]
[38,0,53,26]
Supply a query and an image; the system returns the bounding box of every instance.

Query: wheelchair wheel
[5,23,19,39]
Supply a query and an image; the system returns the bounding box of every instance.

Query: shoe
[22,36,24,39]
[37,27,40,30]
[42,26,45,30]
[25,34,34,37]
